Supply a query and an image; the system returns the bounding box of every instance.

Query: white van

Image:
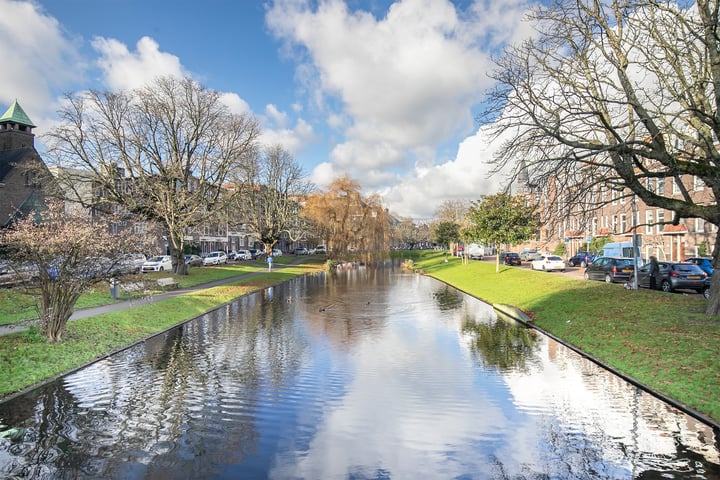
[601,242,643,266]
[466,243,484,260]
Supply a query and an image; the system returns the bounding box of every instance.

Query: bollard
[109,278,120,299]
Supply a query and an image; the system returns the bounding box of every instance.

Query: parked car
[636,261,707,294]
[248,249,265,259]
[234,249,252,261]
[0,262,38,288]
[110,253,147,275]
[83,256,114,279]
[583,257,634,283]
[466,243,484,260]
[530,255,566,272]
[184,254,203,268]
[203,251,228,266]
[685,257,714,276]
[272,249,283,257]
[142,255,173,272]
[520,250,537,261]
[294,247,309,255]
[502,252,521,266]
[567,251,596,267]
[314,245,327,254]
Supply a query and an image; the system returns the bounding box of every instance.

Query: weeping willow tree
[302,176,390,263]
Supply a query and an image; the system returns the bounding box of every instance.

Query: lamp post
[631,196,639,289]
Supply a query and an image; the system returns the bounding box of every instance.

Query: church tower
[0,100,36,151]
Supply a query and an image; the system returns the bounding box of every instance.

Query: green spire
[0,100,35,128]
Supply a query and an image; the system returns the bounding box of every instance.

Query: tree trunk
[39,286,81,342]
[168,231,188,275]
[706,236,720,316]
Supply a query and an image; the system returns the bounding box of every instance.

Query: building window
[672,178,681,195]
[657,210,665,233]
[695,217,705,233]
[693,176,704,191]
[657,178,664,195]
[612,215,618,232]
[645,210,653,233]
[620,214,627,233]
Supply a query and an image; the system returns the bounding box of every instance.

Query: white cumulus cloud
[267,0,532,218]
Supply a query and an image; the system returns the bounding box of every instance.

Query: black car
[568,251,596,267]
[583,257,635,283]
[503,252,521,266]
[636,261,707,294]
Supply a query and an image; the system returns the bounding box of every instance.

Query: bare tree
[302,176,390,262]
[231,144,313,253]
[485,0,720,314]
[44,76,261,275]
[0,201,140,342]
[434,199,469,225]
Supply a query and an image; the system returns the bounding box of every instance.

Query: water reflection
[0,264,718,479]
[463,317,540,372]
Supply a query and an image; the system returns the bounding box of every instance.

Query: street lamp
[631,196,639,289]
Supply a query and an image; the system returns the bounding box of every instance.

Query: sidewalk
[0,259,305,336]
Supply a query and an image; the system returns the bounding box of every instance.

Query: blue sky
[0,0,533,219]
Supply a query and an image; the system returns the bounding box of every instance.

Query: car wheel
[159,267,164,271]
[581,260,587,267]
[661,280,672,293]
[584,272,590,280]
[605,274,612,283]
[703,286,710,300]
[542,265,547,271]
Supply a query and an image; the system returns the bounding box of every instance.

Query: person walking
[649,256,660,290]
[267,255,273,272]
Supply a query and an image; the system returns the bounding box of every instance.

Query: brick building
[517,172,718,262]
[0,100,52,227]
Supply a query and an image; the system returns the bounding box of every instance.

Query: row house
[519,170,717,262]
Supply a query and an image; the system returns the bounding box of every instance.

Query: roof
[0,148,33,183]
[662,224,688,234]
[0,100,35,128]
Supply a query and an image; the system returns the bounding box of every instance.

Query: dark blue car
[568,251,596,267]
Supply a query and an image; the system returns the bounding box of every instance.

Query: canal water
[0,263,719,479]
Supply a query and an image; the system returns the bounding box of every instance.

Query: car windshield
[548,256,562,261]
[676,264,704,274]
[148,256,164,262]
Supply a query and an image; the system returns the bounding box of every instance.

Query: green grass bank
[0,256,324,400]
[403,250,720,425]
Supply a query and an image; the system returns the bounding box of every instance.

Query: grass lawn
[402,250,720,425]
[0,257,325,399]
[0,256,302,326]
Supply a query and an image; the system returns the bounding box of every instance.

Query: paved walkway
[0,260,306,336]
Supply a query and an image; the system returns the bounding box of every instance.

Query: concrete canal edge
[492,302,720,431]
